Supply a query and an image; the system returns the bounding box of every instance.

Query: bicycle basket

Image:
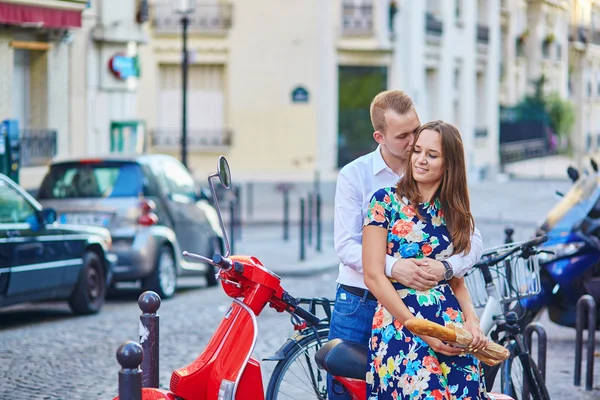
[464,241,542,308]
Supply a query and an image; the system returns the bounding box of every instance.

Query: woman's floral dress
[364,187,487,400]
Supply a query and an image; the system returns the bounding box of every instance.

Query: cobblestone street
[1,178,600,399]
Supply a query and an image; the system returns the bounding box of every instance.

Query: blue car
[0,174,116,315]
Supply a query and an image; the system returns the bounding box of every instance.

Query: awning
[0,2,82,29]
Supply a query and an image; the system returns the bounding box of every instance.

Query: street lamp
[174,0,195,168]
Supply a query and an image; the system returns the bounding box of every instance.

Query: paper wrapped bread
[403,318,510,366]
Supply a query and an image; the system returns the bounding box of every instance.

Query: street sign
[291,86,309,103]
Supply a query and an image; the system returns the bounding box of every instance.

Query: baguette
[403,318,510,367]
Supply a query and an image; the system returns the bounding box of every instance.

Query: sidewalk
[232,224,339,277]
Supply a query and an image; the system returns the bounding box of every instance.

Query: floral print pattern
[364,187,487,400]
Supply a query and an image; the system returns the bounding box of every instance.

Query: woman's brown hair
[396,120,474,255]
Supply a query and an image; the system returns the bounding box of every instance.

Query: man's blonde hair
[369,90,414,134]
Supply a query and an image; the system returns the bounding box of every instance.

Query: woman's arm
[362,225,414,324]
[449,277,488,351]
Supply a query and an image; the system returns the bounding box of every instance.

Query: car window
[161,159,196,201]
[0,180,37,224]
[38,162,144,199]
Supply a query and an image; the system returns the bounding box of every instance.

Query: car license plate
[60,213,111,227]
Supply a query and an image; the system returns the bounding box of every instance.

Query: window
[161,159,196,201]
[38,162,144,199]
[0,180,37,224]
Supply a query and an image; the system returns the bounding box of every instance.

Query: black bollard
[234,185,242,240]
[574,294,596,390]
[229,199,236,254]
[139,291,161,388]
[316,194,322,253]
[283,190,290,241]
[300,198,306,261]
[116,340,143,400]
[308,193,313,246]
[247,182,254,218]
[504,226,514,244]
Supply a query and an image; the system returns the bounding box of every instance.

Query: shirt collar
[372,145,389,175]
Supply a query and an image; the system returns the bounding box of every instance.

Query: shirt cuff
[385,255,397,278]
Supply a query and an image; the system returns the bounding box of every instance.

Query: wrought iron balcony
[425,12,443,36]
[476,24,489,44]
[19,129,57,167]
[341,1,374,36]
[151,129,232,149]
[152,3,233,34]
[569,24,588,44]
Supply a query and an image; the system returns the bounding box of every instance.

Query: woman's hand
[417,335,463,357]
[463,317,488,352]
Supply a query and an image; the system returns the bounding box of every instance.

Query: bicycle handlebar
[281,291,321,326]
[474,235,548,269]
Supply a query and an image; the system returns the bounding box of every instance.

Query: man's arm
[333,170,366,273]
[445,226,484,278]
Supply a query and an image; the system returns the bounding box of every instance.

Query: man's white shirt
[334,146,484,290]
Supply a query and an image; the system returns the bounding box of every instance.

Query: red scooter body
[117,255,292,400]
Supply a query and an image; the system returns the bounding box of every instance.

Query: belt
[340,284,377,302]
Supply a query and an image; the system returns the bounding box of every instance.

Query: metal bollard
[574,294,597,390]
[247,182,254,218]
[229,199,236,254]
[300,198,306,261]
[524,322,547,398]
[316,194,322,252]
[116,340,143,400]
[308,193,313,246]
[234,185,242,240]
[283,190,290,241]
[504,226,514,244]
[139,291,161,388]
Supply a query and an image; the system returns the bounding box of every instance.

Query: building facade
[137,0,502,182]
[499,0,600,168]
[0,0,87,185]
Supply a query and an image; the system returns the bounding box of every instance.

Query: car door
[0,228,9,298]
[0,176,64,296]
[150,157,210,258]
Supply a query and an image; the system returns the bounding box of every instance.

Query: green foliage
[545,92,576,138]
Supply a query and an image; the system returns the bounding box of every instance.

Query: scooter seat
[314,338,368,380]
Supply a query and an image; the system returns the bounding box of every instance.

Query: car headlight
[538,242,586,263]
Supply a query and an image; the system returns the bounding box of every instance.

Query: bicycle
[461,235,551,400]
[266,236,552,400]
[264,297,334,399]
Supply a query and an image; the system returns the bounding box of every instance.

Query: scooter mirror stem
[183,251,219,268]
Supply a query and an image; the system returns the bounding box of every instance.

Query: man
[328,90,483,399]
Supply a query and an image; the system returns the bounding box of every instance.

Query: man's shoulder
[338,151,376,177]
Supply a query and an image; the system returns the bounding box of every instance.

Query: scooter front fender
[170,299,261,400]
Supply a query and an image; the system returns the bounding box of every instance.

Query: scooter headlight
[538,242,586,263]
[218,379,235,400]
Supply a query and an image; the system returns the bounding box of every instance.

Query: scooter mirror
[567,166,580,182]
[591,158,598,173]
[217,156,232,189]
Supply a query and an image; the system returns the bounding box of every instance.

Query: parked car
[36,154,225,299]
[0,174,115,315]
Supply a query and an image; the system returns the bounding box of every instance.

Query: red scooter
[114,156,323,400]
[114,156,515,400]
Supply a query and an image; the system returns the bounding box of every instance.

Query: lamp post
[174,0,195,168]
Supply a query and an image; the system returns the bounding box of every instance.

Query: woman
[362,121,488,399]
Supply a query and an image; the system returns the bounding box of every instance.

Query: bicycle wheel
[266,327,330,400]
[501,346,550,400]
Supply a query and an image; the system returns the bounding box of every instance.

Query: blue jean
[327,285,378,400]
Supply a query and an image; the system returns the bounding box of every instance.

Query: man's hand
[421,259,446,282]
[391,259,438,291]
[417,335,463,357]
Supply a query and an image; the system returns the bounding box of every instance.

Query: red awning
[0,2,82,29]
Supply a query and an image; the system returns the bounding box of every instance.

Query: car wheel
[144,245,177,299]
[68,251,107,315]
[205,238,222,287]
